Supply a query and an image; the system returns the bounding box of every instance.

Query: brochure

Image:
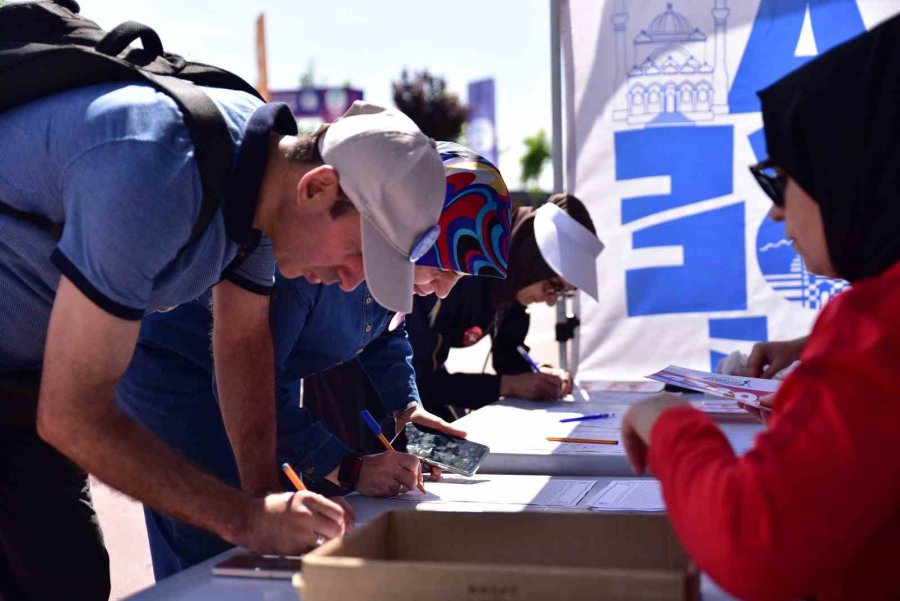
[646,365,779,402]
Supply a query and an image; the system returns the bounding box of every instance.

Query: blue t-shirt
[0,83,271,371]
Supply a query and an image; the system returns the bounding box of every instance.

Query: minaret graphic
[612,0,629,120]
[711,0,730,114]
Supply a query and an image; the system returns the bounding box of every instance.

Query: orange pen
[546,436,618,445]
[281,462,308,491]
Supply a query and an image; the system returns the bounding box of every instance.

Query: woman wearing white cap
[407,193,604,420]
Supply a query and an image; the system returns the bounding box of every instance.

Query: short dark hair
[281,128,326,165]
[282,125,357,220]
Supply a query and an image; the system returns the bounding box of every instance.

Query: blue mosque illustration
[611,0,730,126]
[756,218,848,310]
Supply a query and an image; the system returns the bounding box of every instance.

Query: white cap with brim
[319,101,445,313]
[533,202,605,301]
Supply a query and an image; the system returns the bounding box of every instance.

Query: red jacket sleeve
[648,279,900,601]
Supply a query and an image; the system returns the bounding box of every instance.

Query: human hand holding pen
[356,451,425,497]
[281,462,354,537]
[237,463,349,554]
[504,346,571,400]
[500,372,567,400]
[360,410,426,494]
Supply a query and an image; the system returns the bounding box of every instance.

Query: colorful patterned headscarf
[415,142,511,278]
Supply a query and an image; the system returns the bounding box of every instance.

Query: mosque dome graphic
[756,216,848,310]
[611,1,730,126]
[644,4,701,39]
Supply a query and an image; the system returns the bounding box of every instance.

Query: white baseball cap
[319,101,445,313]
[533,202,605,300]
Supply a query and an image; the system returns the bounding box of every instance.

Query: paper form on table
[394,474,597,508]
[587,480,665,512]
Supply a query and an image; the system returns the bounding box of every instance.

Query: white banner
[562,0,898,379]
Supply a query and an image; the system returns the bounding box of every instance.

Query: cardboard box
[297,510,699,601]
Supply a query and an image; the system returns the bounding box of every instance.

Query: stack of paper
[586,480,665,512]
[395,474,596,508]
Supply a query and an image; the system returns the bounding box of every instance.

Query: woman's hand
[738,394,775,425]
[621,394,691,475]
[746,337,807,378]
[540,366,573,396]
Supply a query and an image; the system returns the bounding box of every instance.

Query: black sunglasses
[749,159,786,207]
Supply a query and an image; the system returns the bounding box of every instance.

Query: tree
[520,129,551,191]
[392,69,467,141]
[299,59,316,88]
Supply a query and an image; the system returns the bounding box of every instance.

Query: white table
[125,474,735,600]
[455,392,763,477]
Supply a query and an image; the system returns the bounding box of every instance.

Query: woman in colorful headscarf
[405,145,604,419]
[620,16,900,600]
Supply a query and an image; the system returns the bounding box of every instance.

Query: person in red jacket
[621,15,900,601]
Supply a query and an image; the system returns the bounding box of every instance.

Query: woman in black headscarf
[618,15,900,601]
[406,194,603,420]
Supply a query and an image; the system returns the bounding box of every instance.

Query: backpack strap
[0,1,259,248]
[137,73,232,245]
[96,21,163,58]
[91,23,231,246]
[0,68,232,247]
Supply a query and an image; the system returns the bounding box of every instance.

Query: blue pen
[516,345,541,373]
[559,413,611,423]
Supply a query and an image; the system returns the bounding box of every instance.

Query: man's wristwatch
[337,452,363,489]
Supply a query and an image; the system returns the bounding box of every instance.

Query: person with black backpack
[0,2,447,599]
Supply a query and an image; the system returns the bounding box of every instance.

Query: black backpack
[0,0,264,244]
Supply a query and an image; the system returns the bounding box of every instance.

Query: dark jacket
[407,276,532,417]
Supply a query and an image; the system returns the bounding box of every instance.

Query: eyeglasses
[543,277,576,300]
[749,159,786,207]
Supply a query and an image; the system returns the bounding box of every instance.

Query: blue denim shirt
[119,272,418,484]
[270,273,419,479]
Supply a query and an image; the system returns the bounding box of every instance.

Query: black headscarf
[492,194,598,307]
[758,14,900,283]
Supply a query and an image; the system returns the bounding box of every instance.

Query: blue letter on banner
[626,203,746,316]
[729,0,865,114]
[616,126,746,316]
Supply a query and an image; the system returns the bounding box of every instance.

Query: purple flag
[467,79,497,165]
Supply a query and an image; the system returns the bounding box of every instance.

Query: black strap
[0,73,230,247]
[142,72,232,245]
[96,21,163,58]
[93,22,227,246]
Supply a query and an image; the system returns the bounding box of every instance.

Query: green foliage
[299,59,316,88]
[392,69,468,141]
[520,129,551,191]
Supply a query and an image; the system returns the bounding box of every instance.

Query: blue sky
[76,0,555,190]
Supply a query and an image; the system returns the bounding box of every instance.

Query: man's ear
[296,165,340,206]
